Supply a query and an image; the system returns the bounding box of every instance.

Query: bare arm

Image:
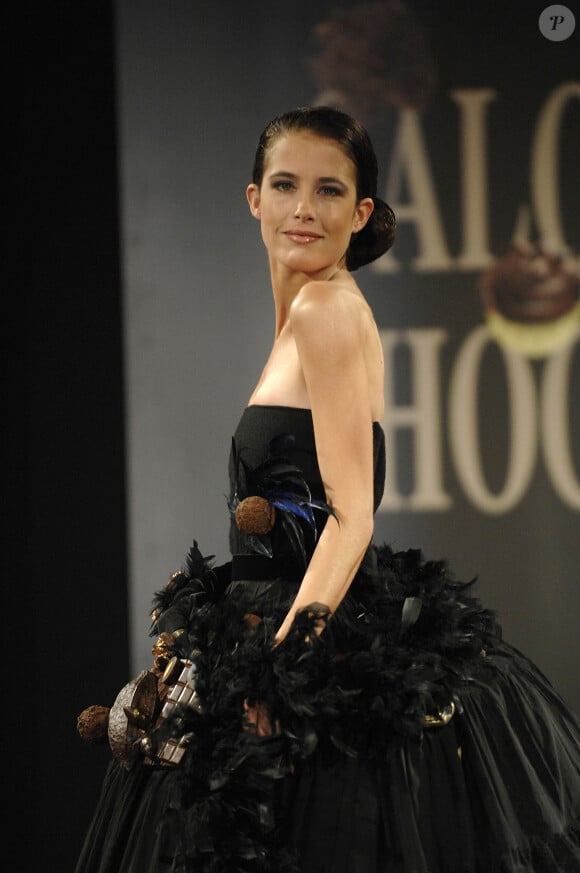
[275,282,375,643]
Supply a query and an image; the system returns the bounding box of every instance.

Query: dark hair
[252,106,396,271]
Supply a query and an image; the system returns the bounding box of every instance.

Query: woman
[75,107,580,873]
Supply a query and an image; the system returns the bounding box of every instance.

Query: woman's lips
[283,231,323,244]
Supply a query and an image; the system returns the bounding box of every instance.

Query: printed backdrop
[116,0,579,711]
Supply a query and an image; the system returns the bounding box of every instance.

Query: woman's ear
[246,184,261,219]
[352,197,374,233]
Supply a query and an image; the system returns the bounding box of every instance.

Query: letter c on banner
[531,81,580,251]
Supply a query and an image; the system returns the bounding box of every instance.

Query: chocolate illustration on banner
[479,242,580,358]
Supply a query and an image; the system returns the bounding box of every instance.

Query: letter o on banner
[449,325,538,514]
[541,329,580,509]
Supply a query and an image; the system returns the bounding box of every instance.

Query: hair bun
[347,197,396,271]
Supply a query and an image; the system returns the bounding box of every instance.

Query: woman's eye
[273,180,294,191]
[320,186,341,196]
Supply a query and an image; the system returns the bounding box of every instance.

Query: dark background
[16,2,127,870]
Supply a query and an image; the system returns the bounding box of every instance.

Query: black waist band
[231,553,300,582]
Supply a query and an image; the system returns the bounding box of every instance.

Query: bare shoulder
[289,280,367,344]
[289,278,384,422]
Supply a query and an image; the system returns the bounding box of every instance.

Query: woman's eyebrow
[268,171,347,187]
[267,171,297,180]
[318,176,347,187]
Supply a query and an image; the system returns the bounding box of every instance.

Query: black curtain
[13,2,128,869]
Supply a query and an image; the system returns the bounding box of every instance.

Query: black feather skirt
[74,541,580,873]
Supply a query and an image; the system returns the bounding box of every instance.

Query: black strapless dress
[75,405,580,873]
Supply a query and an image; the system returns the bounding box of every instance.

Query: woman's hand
[274,602,331,647]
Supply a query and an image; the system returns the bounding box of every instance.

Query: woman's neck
[269,257,349,338]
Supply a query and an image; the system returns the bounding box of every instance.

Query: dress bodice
[228,405,386,565]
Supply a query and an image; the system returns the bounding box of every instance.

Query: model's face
[247,131,373,275]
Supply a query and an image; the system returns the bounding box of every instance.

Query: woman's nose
[294,195,315,220]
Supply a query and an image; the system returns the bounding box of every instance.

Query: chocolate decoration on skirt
[235,495,276,534]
